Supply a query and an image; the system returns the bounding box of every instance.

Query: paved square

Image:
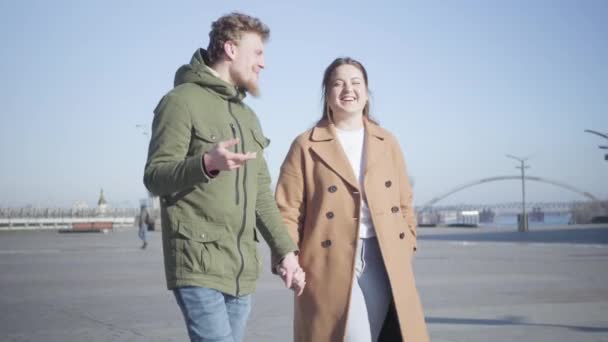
[0,225,606,341]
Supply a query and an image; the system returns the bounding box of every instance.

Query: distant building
[72,201,89,211]
[479,208,495,223]
[97,189,108,216]
[529,206,545,222]
[457,210,479,226]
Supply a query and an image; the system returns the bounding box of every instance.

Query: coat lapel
[309,120,360,190]
[363,118,388,177]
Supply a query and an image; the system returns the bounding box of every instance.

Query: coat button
[321,239,332,248]
[399,232,405,239]
[326,211,335,219]
[210,135,216,141]
[385,180,392,188]
[200,233,206,239]
[328,185,337,193]
[391,206,399,213]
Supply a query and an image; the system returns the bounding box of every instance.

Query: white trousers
[345,237,392,342]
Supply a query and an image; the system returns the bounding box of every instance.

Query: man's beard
[232,69,260,97]
[242,78,260,97]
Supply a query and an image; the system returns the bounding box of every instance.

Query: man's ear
[223,40,237,61]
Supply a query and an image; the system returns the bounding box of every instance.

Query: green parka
[144,49,296,296]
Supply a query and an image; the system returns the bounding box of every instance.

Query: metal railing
[0,207,139,219]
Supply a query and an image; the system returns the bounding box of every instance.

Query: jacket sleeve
[255,151,298,263]
[143,94,211,196]
[393,138,418,251]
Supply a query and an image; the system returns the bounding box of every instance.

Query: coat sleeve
[255,151,298,263]
[274,139,306,247]
[143,94,211,196]
[393,138,418,251]
[272,139,307,268]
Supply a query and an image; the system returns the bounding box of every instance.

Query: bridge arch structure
[420,175,599,211]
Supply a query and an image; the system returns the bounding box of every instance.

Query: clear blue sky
[1,0,606,208]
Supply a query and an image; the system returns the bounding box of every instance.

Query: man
[143,12,304,342]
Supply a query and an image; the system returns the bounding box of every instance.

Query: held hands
[276,252,306,296]
[203,138,257,173]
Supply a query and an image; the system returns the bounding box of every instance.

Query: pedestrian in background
[137,203,150,249]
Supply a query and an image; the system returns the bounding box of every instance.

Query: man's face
[229,32,265,97]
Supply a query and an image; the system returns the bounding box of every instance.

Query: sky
[0,0,606,208]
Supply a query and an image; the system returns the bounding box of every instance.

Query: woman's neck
[332,111,364,131]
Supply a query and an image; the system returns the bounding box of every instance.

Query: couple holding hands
[144,12,428,342]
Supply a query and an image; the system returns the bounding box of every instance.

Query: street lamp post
[506,154,530,232]
[584,129,608,161]
[135,124,150,138]
[136,123,151,193]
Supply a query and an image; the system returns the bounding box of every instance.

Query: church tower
[97,189,108,215]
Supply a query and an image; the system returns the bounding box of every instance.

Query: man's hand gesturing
[203,138,257,174]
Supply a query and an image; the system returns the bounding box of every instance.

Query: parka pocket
[190,124,232,156]
[250,128,270,150]
[192,126,224,144]
[175,220,227,275]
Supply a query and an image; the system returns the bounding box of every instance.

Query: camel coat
[275,119,429,342]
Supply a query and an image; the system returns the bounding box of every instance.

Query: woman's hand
[290,267,306,296]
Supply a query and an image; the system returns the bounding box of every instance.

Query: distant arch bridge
[420,175,599,212]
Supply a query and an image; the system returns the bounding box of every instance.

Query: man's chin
[245,82,260,98]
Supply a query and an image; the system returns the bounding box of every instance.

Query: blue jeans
[346,237,391,342]
[138,223,147,242]
[173,286,252,342]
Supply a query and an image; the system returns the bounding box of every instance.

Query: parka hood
[174,48,246,101]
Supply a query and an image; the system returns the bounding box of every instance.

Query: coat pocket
[398,215,417,253]
[175,220,227,275]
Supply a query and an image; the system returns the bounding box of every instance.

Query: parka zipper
[230,123,240,205]
[228,101,248,296]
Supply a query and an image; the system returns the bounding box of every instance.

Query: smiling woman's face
[327,64,369,117]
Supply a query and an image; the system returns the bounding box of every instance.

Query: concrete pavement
[0,224,607,341]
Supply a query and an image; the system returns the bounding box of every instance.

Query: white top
[336,127,375,238]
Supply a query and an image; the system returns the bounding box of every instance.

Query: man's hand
[276,252,306,296]
[203,138,256,173]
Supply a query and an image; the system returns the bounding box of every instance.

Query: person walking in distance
[138,203,150,249]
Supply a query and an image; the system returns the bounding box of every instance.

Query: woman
[275,57,429,341]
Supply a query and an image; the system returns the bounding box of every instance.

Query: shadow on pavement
[419,227,608,245]
[426,316,608,333]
